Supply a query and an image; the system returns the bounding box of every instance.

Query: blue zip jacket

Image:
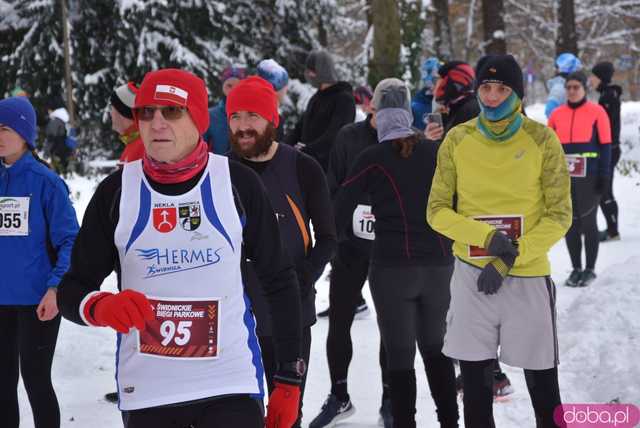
[0,152,79,305]
[203,98,230,155]
[545,75,567,118]
[411,87,433,131]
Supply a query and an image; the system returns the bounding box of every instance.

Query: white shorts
[443,259,559,370]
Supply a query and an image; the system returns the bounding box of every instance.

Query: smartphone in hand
[425,112,443,128]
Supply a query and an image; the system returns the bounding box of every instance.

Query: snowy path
[17,107,640,427]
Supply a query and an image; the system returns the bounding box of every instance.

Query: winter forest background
[1,0,639,167]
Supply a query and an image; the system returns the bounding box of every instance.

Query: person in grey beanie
[329,78,459,428]
[285,50,355,171]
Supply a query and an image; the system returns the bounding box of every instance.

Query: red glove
[84,290,154,334]
[265,381,301,428]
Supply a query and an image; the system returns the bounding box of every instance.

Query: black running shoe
[493,372,514,397]
[599,230,621,242]
[318,300,369,319]
[309,394,355,428]
[354,301,369,320]
[378,398,393,427]
[565,269,583,287]
[577,269,597,287]
[455,373,464,393]
[104,392,118,403]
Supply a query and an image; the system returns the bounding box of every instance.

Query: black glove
[595,176,610,195]
[485,231,519,258]
[477,253,516,295]
[297,260,316,298]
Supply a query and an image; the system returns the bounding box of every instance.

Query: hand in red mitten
[88,290,154,334]
[265,381,301,428]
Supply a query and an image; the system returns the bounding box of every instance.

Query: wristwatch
[279,358,306,377]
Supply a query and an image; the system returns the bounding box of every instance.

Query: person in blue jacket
[411,57,441,130]
[203,65,246,154]
[0,96,79,428]
[545,53,582,118]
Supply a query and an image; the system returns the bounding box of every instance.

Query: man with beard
[285,50,355,171]
[227,76,337,428]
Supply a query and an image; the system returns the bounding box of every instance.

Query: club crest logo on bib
[153,203,177,233]
[179,202,201,232]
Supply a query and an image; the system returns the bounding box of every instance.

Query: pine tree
[1,0,67,126]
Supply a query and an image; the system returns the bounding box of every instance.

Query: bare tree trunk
[464,0,478,62]
[481,0,506,55]
[368,0,401,87]
[432,0,454,60]
[61,0,75,127]
[318,15,328,48]
[556,0,578,55]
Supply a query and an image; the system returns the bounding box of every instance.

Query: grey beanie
[372,78,414,142]
[305,50,338,84]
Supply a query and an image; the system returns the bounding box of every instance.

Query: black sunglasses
[134,106,188,121]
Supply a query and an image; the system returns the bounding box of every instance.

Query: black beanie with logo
[475,54,524,99]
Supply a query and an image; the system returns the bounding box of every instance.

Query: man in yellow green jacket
[427,54,571,428]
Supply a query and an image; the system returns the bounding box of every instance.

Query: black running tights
[0,306,61,428]
[460,359,561,428]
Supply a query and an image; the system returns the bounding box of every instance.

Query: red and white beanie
[226,76,279,127]
[135,68,209,133]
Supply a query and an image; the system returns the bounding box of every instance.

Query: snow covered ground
[17,104,640,427]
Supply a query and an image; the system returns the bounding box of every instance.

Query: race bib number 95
[138,297,220,359]
[0,197,29,236]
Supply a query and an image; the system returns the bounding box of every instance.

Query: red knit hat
[226,76,279,127]
[135,68,209,133]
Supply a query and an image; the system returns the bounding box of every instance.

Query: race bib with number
[469,215,523,259]
[138,297,220,360]
[0,197,29,236]
[352,204,375,240]
[565,155,587,178]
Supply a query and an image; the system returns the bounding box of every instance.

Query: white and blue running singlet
[113,153,263,410]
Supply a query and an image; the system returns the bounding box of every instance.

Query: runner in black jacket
[334,79,458,428]
[309,113,391,428]
[591,61,623,241]
[285,50,355,171]
[226,75,337,428]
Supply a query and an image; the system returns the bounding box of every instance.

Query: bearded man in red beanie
[57,68,304,428]
[226,76,336,428]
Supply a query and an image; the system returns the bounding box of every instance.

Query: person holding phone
[425,61,478,142]
[335,78,459,428]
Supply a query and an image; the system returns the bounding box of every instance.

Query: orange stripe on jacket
[286,194,310,254]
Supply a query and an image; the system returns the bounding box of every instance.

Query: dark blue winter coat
[203,98,230,155]
[411,87,433,131]
[0,152,78,304]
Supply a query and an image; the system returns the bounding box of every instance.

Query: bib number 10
[160,320,192,346]
[1,213,21,229]
[358,218,374,234]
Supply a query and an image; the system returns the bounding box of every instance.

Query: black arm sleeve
[297,153,337,279]
[57,171,122,325]
[334,152,371,240]
[601,87,621,146]
[326,125,353,199]
[305,93,356,155]
[284,117,303,147]
[229,161,302,362]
